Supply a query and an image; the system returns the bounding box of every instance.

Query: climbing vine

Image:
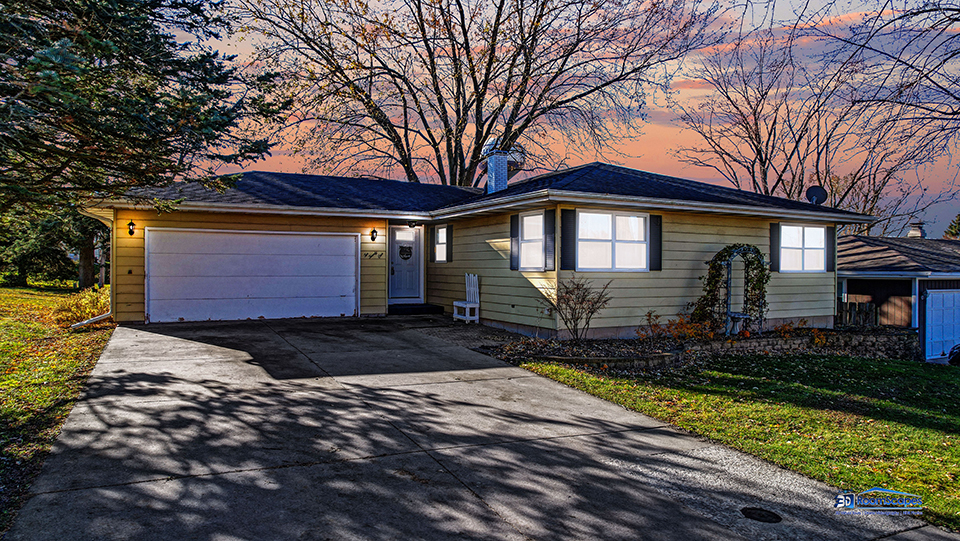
[690,244,771,333]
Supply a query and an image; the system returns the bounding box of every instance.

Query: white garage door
[146,229,358,323]
[926,290,960,359]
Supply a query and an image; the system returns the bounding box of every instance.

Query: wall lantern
[127,220,136,236]
[407,220,418,228]
[370,228,378,241]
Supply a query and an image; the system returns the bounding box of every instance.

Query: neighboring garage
[838,233,960,361]
[145,229,360,323]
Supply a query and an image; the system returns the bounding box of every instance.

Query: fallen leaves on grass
[0,287,114,534]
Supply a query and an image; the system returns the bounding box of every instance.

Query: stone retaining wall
[687,329,921,362]
[535,329,922,370]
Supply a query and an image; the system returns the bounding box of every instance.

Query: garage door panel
[148,253,356,278]
[148,275,357,302]
[148,232,357,257]
[146,230,359,323]
[148,296,357,323]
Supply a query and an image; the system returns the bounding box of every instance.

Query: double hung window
[519,212,545,271]
[577,211,647,271]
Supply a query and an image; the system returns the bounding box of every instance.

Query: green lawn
[524,354,960,531]
[0,286,114,533]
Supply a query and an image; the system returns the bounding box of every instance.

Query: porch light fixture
[407,220,418,228]
[127,220,136,236]
[370,228,378,241]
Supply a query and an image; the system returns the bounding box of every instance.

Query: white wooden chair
[453,273,480,323]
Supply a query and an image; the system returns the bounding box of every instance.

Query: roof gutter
[97,200,433,221]
[432,189,875,224]
[837,271,960,279]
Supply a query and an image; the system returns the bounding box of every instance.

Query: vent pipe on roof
[907,221,927,238]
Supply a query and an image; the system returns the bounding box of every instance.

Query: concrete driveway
[6,317,954,540]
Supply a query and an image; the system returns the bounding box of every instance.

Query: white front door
[389,226,421,302]
[926,290,960,359]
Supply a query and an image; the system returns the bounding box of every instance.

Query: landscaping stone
[494,327,923,367]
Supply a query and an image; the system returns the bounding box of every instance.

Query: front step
[387,303,445,315]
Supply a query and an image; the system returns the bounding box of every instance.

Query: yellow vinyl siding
[426,212,557,330]
[111,209,387,322]
[557,208,836,329]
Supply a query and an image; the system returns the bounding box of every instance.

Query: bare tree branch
[238,0,722,185]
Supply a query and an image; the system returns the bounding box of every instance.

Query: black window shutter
[510,215,519,270]
[560,209,576,270]
[428,225,436,263]
[769,223,780,272]
[826,226,836,272]
[649,215,662,271]
[544,210,556,271]
[447,225,453,262]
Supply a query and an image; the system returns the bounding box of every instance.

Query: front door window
[389,227,421,300]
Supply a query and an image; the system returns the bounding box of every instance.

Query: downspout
[76,209,115,328]
[70,311,113,329]
[911,278,919,328]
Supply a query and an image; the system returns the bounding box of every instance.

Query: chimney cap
[907,221,927,238]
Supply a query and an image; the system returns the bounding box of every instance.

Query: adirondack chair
[453,273,480,323]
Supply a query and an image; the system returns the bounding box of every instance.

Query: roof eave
[838,270,960,279]
[89,199,434,221]
[433,189,876,223]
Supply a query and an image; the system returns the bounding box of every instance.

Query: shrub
[53,286,111,326]
[638,311,715,342]
[772,318,808,339]
[541,274,612,342]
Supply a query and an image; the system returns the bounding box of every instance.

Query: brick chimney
[486,152,510,194]
[907,221,926,238]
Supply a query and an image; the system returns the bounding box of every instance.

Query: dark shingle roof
[838,235,960,273]
[457,162,866,217]
[128,171,479,212]
[125,163,868,220]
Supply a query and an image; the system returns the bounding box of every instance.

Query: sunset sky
[214,1,958,237]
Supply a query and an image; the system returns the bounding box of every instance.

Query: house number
[362,251,385,259]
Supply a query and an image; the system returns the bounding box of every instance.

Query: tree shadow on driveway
[5,321,930,540]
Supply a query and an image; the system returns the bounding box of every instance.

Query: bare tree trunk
[9,265,28,287]
[77,233,96,289]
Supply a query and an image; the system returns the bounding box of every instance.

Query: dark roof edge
[837,270,960,278]
[92,200,434,220]
[432,189,876,223]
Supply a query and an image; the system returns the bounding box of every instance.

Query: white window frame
[779,223,827,273]
[519,210,545,271]
[435,225,448,263]
[575,210,649,272]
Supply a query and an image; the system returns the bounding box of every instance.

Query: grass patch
[523,354,960,531]
[0,287,114,534]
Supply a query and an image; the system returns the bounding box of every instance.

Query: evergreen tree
[945,214,960,240]
[0,0,272,210]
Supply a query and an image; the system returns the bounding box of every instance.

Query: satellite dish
[806,186,828,205]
